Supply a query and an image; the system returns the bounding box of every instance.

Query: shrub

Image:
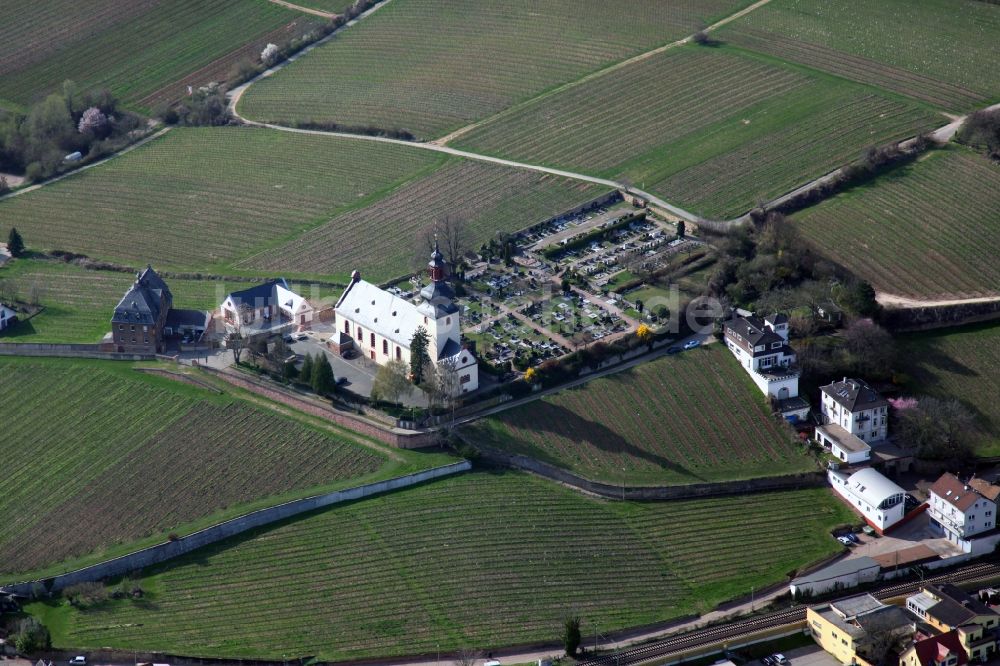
[13,617,50,654]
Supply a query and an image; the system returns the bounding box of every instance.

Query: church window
[424,316,428,324]
[344,320,350,334]
[370,333,375,347]
[396,347,402,360]
[446,317,451,325]
[383,340,388,355]
[357,327,363,341]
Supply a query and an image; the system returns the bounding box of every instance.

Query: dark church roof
[111,265,172,326]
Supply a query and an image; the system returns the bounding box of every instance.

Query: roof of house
[111,266,171,326]
[818,423,872,454]
[165,309,210,329]
[793,558,879,587]
[764,313,788,325]
[907,630,968,666]
[723,314,791,356]
[930,473,993,512]
[336,276,425,350]
[855,605,912,634]
[847,467,906,508]
[926,584,996,620]
[832,593,885,620]
[821,378,888,412]
[872,544,939,569]
[224,280,285,309]
[969,478,1000,502]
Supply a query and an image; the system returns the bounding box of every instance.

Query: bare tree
[226,328,246,364]
[437,356,462,423]
[421,215,469,270]
[453,648,480,666]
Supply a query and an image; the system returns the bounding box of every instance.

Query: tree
[311,352,336,395]
[844,280,879,317]
[676,220,686,238]
[13,617,50,654]
[77,106,108,137]
[524,367,538,384]
[896,397,978,466]
[226,329,245,364]
[299,353,314,384]
[410,327,431,384]
[426,215,469,270]
[7,227,24,257]
[372,359,411,404]
[564,616,582,657]
[843,319,895,379]
[636,323,653,347]
[260,42,280,65]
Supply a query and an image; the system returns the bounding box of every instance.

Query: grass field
[239,159,608,280]
[0,357,399,579]
[0,127,442,273]
[793,148,1000,300]
[719,0,1000,112]
[898,323,1000,457]
[0,0,301,110]
[455,45,941,219]
[468,345,814,485]
[237,0,753,138]
[33,471,852,660]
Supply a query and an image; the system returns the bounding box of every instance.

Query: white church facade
[332,244,479,395]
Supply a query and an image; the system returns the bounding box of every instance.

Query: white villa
[0,303,16,332]
[332,244,479,396]
[220,279,314,333]
[828,467,907,533]
[820,378,888,442]
[928,473,1000,551]
[722,312,800,399]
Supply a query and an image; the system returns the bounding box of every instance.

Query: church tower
[417,241,460,361]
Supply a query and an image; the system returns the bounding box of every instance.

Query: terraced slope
[794,149,1000,300]
[719,0,1000,112]
[0,358,389,579]
[0,0,301,110]
[237,0,753,137]
[39,472,852,660]
[468,345,814,485]
[455,46,941,219]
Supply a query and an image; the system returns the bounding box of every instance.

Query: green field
[0,127,441,274]
[0,0,301,110]
[455,45,941,219]
[33,472,851,660]
[237,0,753,137]
[898,323,1000,456]
[794,148,1000,300]
[468,345,814,485]
[0,357,404,579]
[719,0,1000,112]
[239,159,608,279]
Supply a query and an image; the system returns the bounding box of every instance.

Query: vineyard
[240,159,609,281]
[455,46,940,219]
[0,357,390,579]
[720,0,1000,113]
[0,127,441,273]
[237,0,753,138]
[794,149,1000,300]
[899,323,1000,457]
[40,472,852,661]
[468,345,814,486]
[0,0,300,110]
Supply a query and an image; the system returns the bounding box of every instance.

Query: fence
[0,342,154,361]
[0,461,471,596]
[475,444,825,500]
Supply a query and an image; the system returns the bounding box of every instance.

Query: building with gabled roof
[807,593,914,665]
[333,243,478,396]
[111,265,172,353]
[900,629,969,666]
[0,303,16,332]
[928,473,999,546]
[220,279,314,334]
[820,378,889,443]
[722,312,799,400]
[828,466,908,532]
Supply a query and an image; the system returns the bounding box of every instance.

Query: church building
[332,243,479,395]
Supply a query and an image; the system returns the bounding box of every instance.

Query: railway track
[578,560,1000,666]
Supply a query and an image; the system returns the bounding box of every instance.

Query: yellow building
[905,585,999,662]
[807,594,914,665]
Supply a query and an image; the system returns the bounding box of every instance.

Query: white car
[837,535,854,546]
[69,657,87,666]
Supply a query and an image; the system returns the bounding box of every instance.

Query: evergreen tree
[311,353,336,395]
[7,227,24,257]
[410,327,431,384]
[299,353,314,385]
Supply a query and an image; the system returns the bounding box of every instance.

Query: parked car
[69,657,87,666]
[847,532,861,544]
[284,334,294,343]
[837,535,853,546]
[296,333,308,341]
[666,346,682,355]
[683,339,701,350]
[761,656,775,666]
[771,654,789,666]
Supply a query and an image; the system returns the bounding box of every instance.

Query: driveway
[844,512,963,561]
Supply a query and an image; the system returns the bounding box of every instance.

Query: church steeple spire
[428,239,446,282]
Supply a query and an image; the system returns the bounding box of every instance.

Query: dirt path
[432,0,777,147]
[265,0,335,18]
[876,292,1000,308]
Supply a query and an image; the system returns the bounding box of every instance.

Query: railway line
[578,560,1000,666]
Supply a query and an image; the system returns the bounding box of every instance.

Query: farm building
[828,467,907,533]
[220,280,313,334]
[110,266,210,352]
[722,312,800,399]
[0,303,16,332]
[820,378,889,443]
[333,243,478,396]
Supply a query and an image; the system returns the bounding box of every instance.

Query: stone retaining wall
[0,342,154,361]
[1,461,470,595]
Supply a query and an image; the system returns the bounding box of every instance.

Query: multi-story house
[928,473,999,547]
[807,593,914,665]
[111,265,172,353]
[819,378,889,443]
[722,313,799,399]
[905,584,999,663]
